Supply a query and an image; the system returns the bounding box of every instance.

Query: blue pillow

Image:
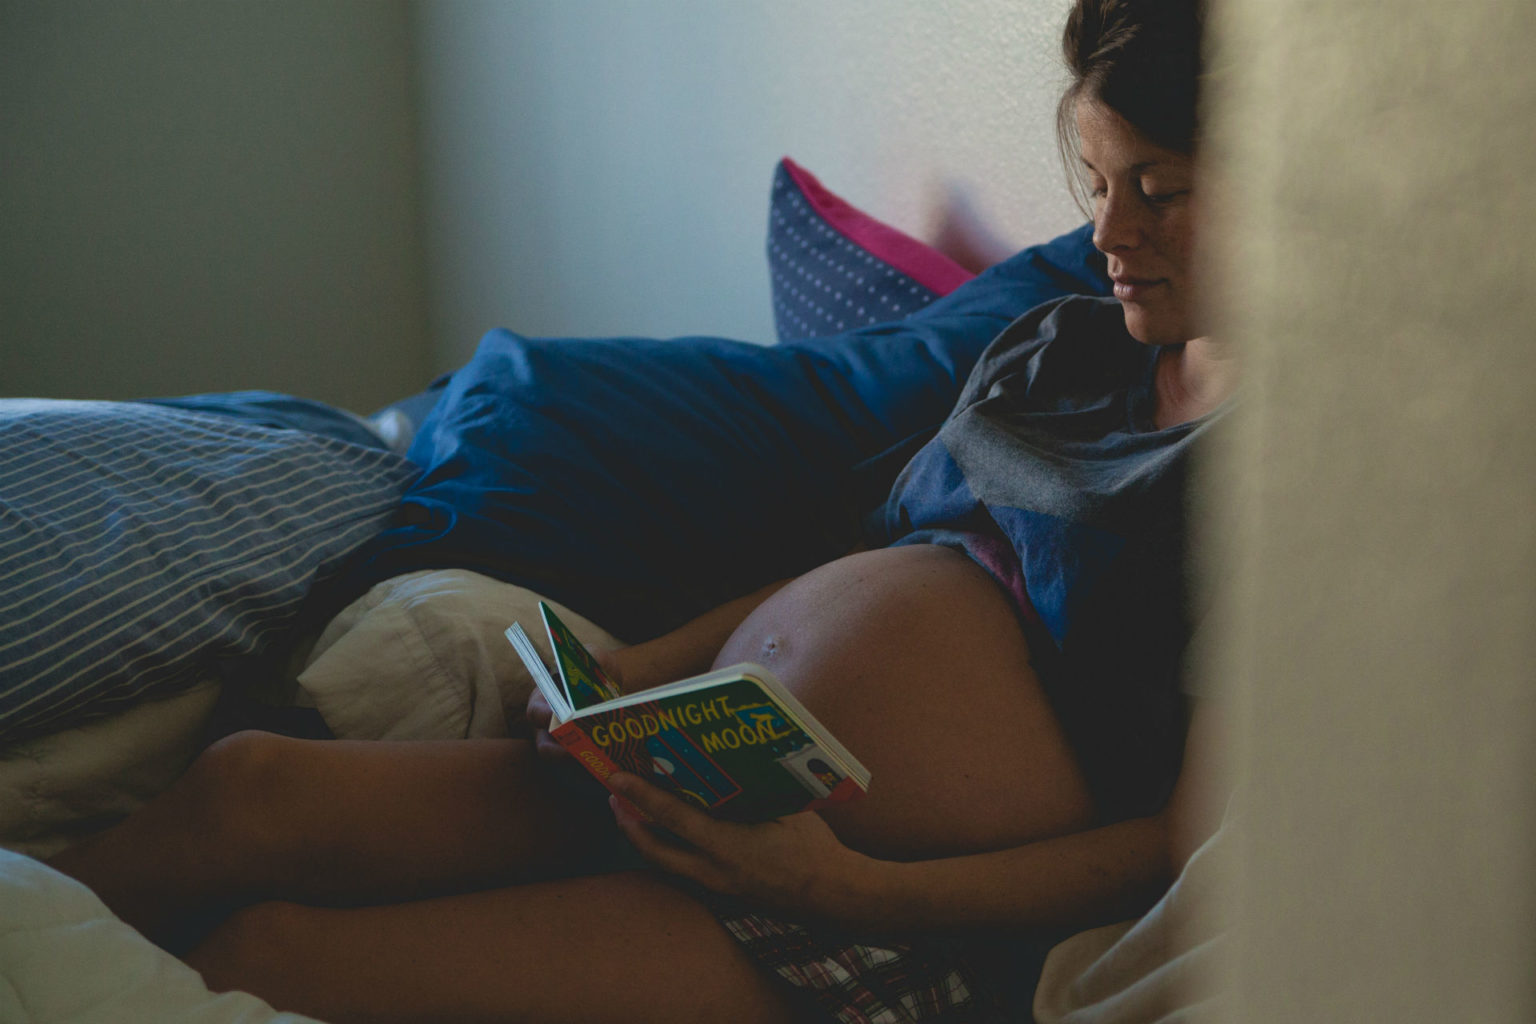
[767,157,977,341]
[331,223,1111,643]
[0,400,418,744]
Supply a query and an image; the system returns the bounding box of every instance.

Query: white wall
[414,0,1083,369]
[1209,0,1536,1018]
[1,1,1081,397]
[0,1,429,412]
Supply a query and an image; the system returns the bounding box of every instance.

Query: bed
[0,159,1124,1021]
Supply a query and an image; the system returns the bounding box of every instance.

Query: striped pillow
[0,400,417,744]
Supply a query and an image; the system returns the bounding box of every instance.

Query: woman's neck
[1152,337,1239,429]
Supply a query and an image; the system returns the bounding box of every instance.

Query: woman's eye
[1143,188,1187,206]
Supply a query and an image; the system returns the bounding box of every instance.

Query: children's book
[507,602,870,823]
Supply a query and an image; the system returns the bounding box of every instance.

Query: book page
[504,623,571,721]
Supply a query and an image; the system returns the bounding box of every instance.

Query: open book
[506,602,870,822]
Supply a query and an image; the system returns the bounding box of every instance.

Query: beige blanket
[1033,817,1232,1024]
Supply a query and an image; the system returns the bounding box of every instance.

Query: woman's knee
[185,899,318,999]
[183,730,312,860]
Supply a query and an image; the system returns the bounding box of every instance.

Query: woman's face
[1076,98,1201,345]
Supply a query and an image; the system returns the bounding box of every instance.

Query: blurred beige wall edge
[1205,0,1536,1019]
[0,1,429,412]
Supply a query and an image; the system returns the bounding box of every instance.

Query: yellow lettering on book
[697,707,790,753]
[749,713,786,743]
[684,704,702,726]
[578,750,612,779]
[656,708,678,731]
[591,716,668,747]
[701,700,721,722]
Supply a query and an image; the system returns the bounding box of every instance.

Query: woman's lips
[1112,277,1166,302]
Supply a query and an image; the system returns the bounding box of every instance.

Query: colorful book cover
[539,602,621,709]
[552,673,866,822]
[505,616,870,823]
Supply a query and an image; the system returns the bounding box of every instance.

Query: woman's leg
[187,871,801,1024]
[48,732,616,948]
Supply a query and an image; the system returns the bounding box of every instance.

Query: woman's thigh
[198,733,622,904]
[48,731,637,954]
[717,544,1094,860]
[188,870,800,1024]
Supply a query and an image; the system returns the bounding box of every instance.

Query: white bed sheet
[0,846,325,1024]
[1032,809,1234,1024]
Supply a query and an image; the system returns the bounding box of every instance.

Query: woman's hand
[523,647,632,761]
[607,772,878,923]
[523,685,568,761]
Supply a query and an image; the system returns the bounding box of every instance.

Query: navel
[758,634,789,662]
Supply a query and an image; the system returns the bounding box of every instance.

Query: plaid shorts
[711,904,983,1024]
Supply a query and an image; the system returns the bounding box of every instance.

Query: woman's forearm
[614,577,794,691]
[830,814,1173,933]
[827,703,1220,933]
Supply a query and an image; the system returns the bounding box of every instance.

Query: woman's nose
[1092,191,1143,253]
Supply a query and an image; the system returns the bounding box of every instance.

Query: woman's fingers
[607,773,721,847]
[533,729,569,761]
[524,690,569,760]
[609,793,727,888]
[525,688,553,727]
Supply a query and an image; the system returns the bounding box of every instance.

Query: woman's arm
[874,699,1225,931]
[610,699,1224,934]
[603,576,796,692]
[610,776,1170,932]
[829,814,1171,932]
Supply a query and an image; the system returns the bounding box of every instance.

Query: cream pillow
[0,682,222,859]
[298,570,625,740]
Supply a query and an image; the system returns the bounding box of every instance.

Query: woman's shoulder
[969,295,1142,387]
[1003,293,1133,347]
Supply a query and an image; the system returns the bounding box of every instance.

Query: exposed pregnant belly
[715,544,1092,860]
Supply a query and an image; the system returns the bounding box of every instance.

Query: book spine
[552,721,623,787]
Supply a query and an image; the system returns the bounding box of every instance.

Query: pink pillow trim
[781,157,975,296]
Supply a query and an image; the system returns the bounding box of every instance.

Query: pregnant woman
[51,1,1231,1020]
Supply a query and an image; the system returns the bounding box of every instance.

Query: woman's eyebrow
[1080,157,1166,175]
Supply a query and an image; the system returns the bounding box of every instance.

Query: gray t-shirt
[877,296,1226,820]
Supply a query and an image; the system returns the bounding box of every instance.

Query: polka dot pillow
[766,157,976,342]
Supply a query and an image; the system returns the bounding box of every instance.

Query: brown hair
[1057,0,1206,208]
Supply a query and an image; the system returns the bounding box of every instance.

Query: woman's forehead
[1075,98,1191,173]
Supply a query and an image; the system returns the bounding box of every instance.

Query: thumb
[608,772,712,840]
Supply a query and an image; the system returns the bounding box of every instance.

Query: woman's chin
[1121,306,1192,346]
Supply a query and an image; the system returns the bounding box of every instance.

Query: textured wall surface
[415,0,1081,365]
[0,1,429,411]
[1207,0,1536,1018]
[1,1,1078,396]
